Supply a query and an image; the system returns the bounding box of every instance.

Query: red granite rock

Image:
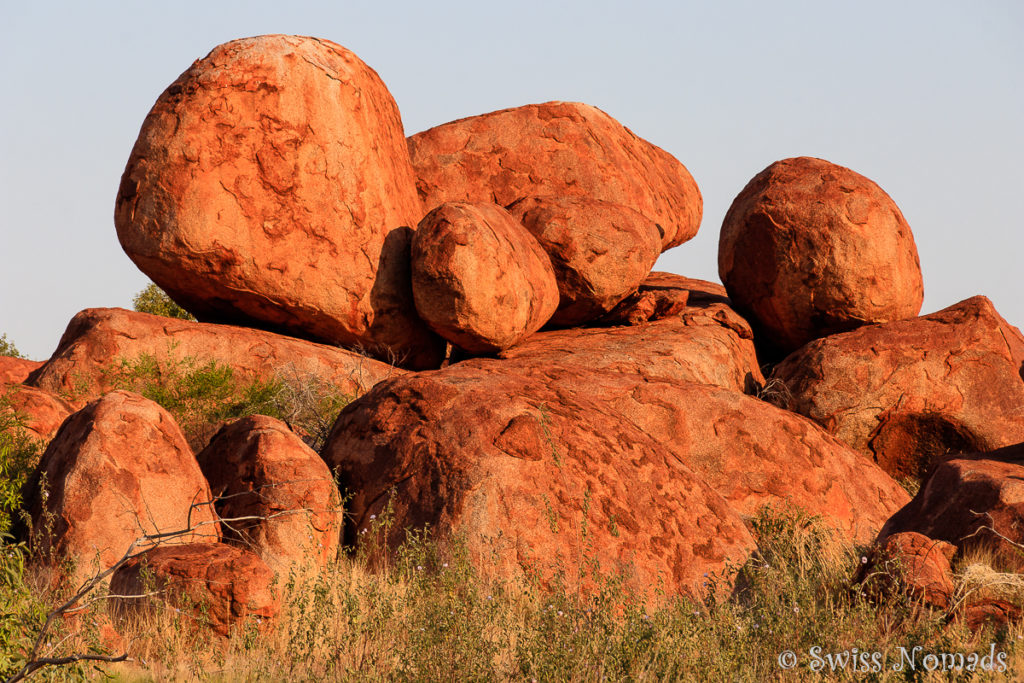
[506,196,661,326]
[878,445,1024,569]
[408,101,702,250]
[24,391,220,587]
[26,308,402,409]
[498,274,764,394]
[771,296,1024,481]
[197,416,342,574]
[719,157,924,354]
[1,385,72,443]
[411,202,559,353]
[114,35,442,369]
[959,599,1021,632]
[110,542,279,638]
[0,357,42,385]
[855,532,957,610]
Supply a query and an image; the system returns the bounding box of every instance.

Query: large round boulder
[408,101,702,250]
[719,157,924,354]
[507,197,661,326]
[114,35,442,369]
[411,202,559,353]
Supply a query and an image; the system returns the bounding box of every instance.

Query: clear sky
[2,1,1021,360]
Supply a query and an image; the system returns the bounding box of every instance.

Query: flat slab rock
[24,391,220,588]
[719,156,923,355]
[771,296,1024,481]
[322,357,907,599]
[114,35,442,368]
[110,542,279,638]
[26,308,402,408]
[408,101,702,251]
[498,272,764,394]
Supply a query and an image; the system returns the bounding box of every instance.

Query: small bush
[132,283,196,321]
[0,334,23,359]
[0,392,42,537]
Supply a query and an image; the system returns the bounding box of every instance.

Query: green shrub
[0,392,42,537]
[0,334,23,359]
[132,283,196,321]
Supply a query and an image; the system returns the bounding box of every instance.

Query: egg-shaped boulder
[718,157,923,354]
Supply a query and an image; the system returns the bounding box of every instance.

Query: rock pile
[7,33,1023,640]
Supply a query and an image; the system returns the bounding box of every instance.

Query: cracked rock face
[407,101,702,251]
[411,202,559,353]
[719,157,924,355]
[24,391,221,588]
[114,35,443,369]
[507,196,661,327]
[770,296,1024,481]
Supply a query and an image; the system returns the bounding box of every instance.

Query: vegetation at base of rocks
[3,507,1022,681]
[131,282,196,321]
[0,334,24,359]
[104,351,353,452]
[0,392,42,537]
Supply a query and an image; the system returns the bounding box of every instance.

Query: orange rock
[110,542,279,638]
[26,308,402,409]
[0,356,42,385]
[498,274,764,394]
[408,101,702,250]
[197,416,342,574]
[878,445,1024,568]
[1,385,72,443]
[719,157,924,354]
[411,202,558,353]
[506,197,661,326]
[855,532,957,610]
[114,35,442,369]
[24,391,220,588]
[771,296,1024,481]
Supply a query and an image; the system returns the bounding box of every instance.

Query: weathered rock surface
[197,416,342,574]
[771,296,1024,481]
[855,532,957,610]
[498,273,764,394]
[0,356,42,385]
[506,197,661,326]
[110,542,279,637]
[408,101,702,250]
[24,391,220,586]
[411,202,558,353]
[719,157,924,354]
[26,308,402,408]
[114,34,442,369]
[878,445,1024,568]
[323,358,907,598]
[0,385,72,443]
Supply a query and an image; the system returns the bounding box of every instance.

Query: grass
[3,352,1024,679]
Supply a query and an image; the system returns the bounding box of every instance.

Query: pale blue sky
[2,1,1022,360]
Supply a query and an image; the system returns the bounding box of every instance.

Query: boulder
[506,197,661,326]
[323,357,908,598]
[719,157,924,355]
[0,385,72,443]
[323,363,757,601]
[26,308,402,408]
[110,542,279,638]
[407,101,702,250]
[878,445,1024,568]
[598,271,695,325]
[197,416,342,574]
[24,391,220,587]
[114,34,442,369]
[855,532,957,610]
[0,356,42,385]
[498,273,764,394]
[411,202,559,353]
[770,296,1024,481]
